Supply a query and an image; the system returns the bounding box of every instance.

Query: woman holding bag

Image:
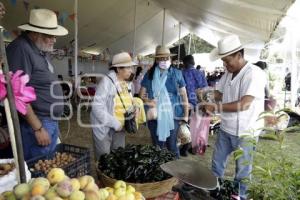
[139,46,189,157]
[91,52,138,159]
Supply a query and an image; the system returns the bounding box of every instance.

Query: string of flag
[8,0,76,25]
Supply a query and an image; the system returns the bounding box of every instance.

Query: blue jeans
[212,129,256,200]
[147,120,179,158]
[20,118,59,161]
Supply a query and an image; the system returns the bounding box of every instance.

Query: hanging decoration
[69,13,76,22]
[0,70,36,115]
[3,30,11,40]
[10,0,17,6]
[0,73,6,101]
[58,11,69,25]
[23,0,30,12]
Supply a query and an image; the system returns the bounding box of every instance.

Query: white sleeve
[216,73,227,93]
[91,77,121,130]
[241,69,266,99]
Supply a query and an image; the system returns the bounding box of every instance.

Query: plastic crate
[27,143,90,178]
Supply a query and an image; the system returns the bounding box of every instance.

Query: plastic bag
[177,123,191,145]
[189,112,211,155]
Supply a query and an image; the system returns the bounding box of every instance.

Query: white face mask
[158,60,171,70]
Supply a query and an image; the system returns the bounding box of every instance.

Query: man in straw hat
[203,35,266,199]
[6,8,68,160]
[140,45,189,158]
[91,52,137,158]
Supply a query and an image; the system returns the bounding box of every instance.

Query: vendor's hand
[201,102,217,115]
[180,117,189,125]
[34,128,51,146]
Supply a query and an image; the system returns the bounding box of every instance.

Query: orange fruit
[31,185,46,196]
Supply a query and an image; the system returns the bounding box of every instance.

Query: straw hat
[111,52,137,67]
[154,45,176,58]
[18,9,68,36]
[209,35,244,61]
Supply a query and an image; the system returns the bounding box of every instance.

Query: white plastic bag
[177,123,191,145]
[0,159,31,193]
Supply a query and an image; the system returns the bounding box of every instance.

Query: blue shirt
[6,33,63,118]
[141,66,186,118]
[182,65,208,106]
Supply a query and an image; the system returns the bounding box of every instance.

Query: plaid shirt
[182,66,208,106]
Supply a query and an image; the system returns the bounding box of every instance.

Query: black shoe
[187,144,196,155]
[180,143,189,157]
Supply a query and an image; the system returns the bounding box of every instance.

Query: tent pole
[0,28,26,183]
[74,0,78,89]
[177,22,181,67]
[192,33,196,54]
[162,8,166,45]
[188,33,192,55]
[290,27,297,108]
[132,0,137,57]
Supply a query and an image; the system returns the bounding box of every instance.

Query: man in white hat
[91,52,136,158]
[6,9,68,160]
[204,35,266,199]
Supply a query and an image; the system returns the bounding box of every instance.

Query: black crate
[27,143,91,178]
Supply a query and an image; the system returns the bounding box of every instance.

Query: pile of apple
[0,168,143,200]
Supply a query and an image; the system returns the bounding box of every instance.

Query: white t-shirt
[216,63,266,136]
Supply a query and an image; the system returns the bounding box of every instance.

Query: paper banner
[10,0,17,6]
[58,11,68,25]
[23,0,30,12]
[69,13,76,21]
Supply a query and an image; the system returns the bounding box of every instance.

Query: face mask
[158,60,171,70]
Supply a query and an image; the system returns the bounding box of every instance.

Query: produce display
[0,163,15,177]
[0,168,144,200]
[98,144,176,183]
[30,152,76,174]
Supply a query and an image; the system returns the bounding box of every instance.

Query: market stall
[0,0,298,200]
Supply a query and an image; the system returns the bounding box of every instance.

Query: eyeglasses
[156,57,170,61]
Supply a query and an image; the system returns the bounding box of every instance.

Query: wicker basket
[96,168,178,198]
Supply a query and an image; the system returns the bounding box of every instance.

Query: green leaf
[259,133,278,141]
[254,165,267,173]
[234,149,244,160]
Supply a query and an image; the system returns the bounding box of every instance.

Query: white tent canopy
[1,0,294,56]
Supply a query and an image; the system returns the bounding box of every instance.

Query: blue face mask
[158,60,171,70]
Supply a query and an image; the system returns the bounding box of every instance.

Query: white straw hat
[111,52,137,67]
[209,35,244,61]
[18,9,68,36]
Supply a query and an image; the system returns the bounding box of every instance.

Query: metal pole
[177,22,181,67]
[188,33,192,55]
[162,8,166,45]
[74,0,78,89]
[132,0,137,57]
[0,28,26,183]
[290,27,297,108]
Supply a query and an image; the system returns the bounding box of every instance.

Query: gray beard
[34,40,53,52]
